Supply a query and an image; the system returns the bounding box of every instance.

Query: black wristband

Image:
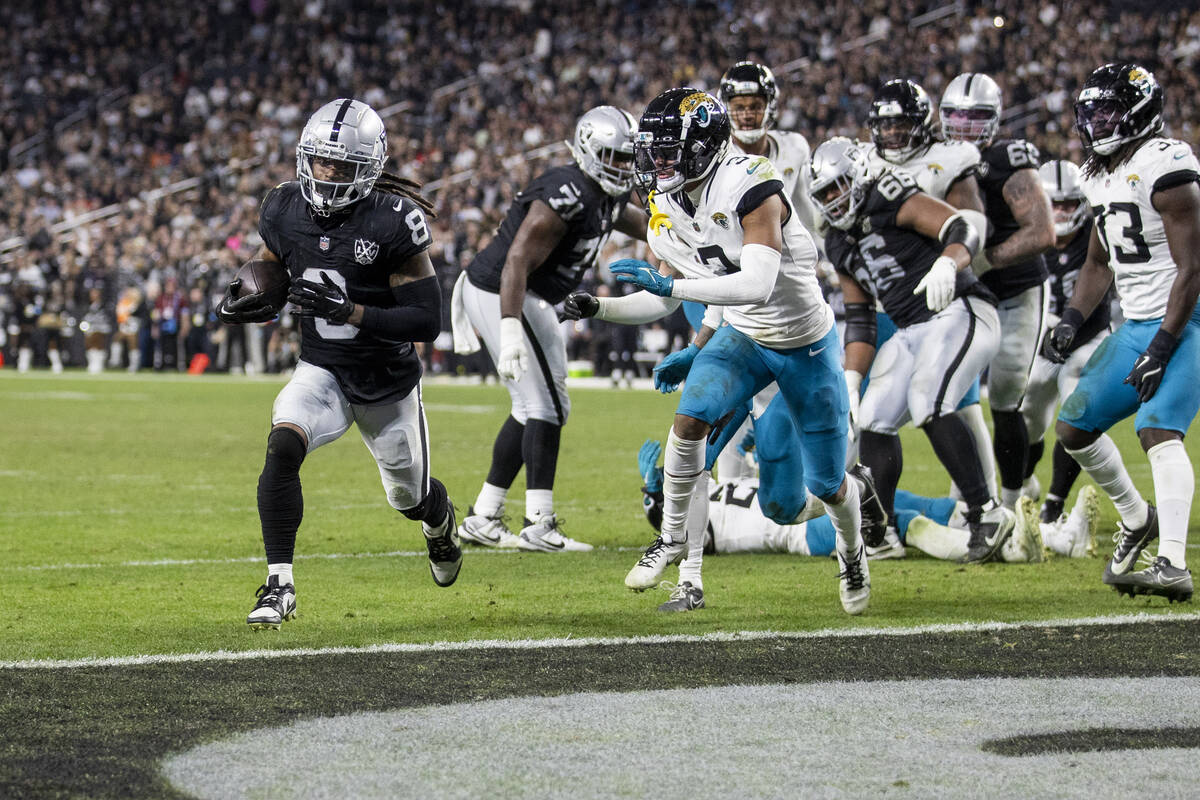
[1146,328,1179,361]
[1060,307,1085,330]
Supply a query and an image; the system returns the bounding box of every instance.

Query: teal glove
[610,259,675,297]
[637,439,664,493]
[652,344,699,393]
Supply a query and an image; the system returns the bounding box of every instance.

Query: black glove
[1042,307,1084,364]
[216,279,278,324]
[288,271,354,324]
[558,291,599,322]
[1124,328,1178,403]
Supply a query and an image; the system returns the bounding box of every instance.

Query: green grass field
[1,371,1198,798]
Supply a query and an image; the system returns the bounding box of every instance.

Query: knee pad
[400,477,448,524]
[263,427,306,475]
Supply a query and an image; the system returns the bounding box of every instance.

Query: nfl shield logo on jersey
[354,238,379,265]
[319,236,330,251]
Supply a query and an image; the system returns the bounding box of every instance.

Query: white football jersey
[731,130,818,234]
[1079,137,1200,320]
[863,140,981,200]
[706,477,812,555]
[647,152,833,348]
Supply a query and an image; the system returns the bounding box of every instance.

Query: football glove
[1124,328,1178,403]
[558,291,599,322]
[288,271,354,324]
[637,439,664,493]
[652,344,699,393]
[610,258,674,297]
[216,279,278,324]
[912,256,957,312]
[497,316,529,382]
[1042,308,1084,364]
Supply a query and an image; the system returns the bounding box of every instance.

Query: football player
[451,105,647,553]
[1020,160,1110,539]
[940,73,1057,510]
[216,99,461,629]
[863,79,997,502]
[565,88,872,615]
[812,137,1016,564]
[1054,63,1200,602]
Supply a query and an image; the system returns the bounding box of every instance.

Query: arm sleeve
[669,243,780,305]
[357,275,441,341]
[595,291,682,324]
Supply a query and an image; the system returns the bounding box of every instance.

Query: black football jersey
[1045,217,1111,350]
[827,170,996,329]
[468,164,628,304]
[977,139,1050,300]
[258,181,431,404]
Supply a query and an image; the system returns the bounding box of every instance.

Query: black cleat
[247,576,296,630]
[1107,504,1158,577]
[850,463,888,549]
[961,502,1015,564]
[657,581,705,613]
[1104,556,1192,603]
[424,504,463,587]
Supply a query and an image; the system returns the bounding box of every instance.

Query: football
[233,259,290,311]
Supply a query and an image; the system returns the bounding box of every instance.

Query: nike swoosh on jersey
[746,162,762,175]
[808,346,826,356]
[1174,152,1187,160]
[393,198,405,211]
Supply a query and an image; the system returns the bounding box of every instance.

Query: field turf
[1,371,1197,798]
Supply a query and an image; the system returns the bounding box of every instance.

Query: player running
[1054,63,1200,602]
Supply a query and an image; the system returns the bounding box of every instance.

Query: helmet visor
[1074,98,1123,142]
[870,117,917,153]
[634,136,684,191]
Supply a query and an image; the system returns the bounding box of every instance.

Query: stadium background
[2,1,1200,798]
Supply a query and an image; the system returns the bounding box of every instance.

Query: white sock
[677,474,710,588]
[49,349,62,372]
[825,474,863,557]
[473,482,508,518]
[268,563,294,587]
[1066,434,1148,530]
[1148,440,1192,568]
[905,515,969,561]
[661,430,706,544]
[790,492,826,525]
[526,489,554,523]
[18,347,31,372]
[1000,487,1021,510]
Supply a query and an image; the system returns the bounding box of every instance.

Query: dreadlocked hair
[375,171,437,219]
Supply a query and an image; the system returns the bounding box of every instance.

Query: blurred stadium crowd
[2,0,1198,375]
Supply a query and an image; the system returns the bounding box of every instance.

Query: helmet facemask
[1051,199,1088,238]
[869,114,925,163]
[296,99,387,214]
[569,106,637,196]
[1074,98,1132,156]
[810,138,869,230]
[719,62,779,146]
[634,90,730,194]
[1074,64,1164,159]
[297,150,382,213]
[940,106,999,147]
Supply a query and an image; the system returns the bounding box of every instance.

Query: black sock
[257,427,306,564]
[991,409,1030,492]
[523,419,562,490]
[1048,441,1083,500]
[860,430,903,523]
[402,477,449,527]
[1025,439,1045,481]
[484,415,525,488]
[923,414,989,508]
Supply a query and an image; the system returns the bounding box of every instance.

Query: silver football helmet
[939,73,1003,147]
[809,137,872,230]
[296,99,387,214]
[568,105,637,196]
[1038,160,1090,238]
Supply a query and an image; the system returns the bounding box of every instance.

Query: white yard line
[3,611,1196,671]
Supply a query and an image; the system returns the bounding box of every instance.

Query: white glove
[845,369,863,442]
[497,316,528,382]
[913,256,958,312]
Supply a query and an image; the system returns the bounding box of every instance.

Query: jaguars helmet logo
[1127,67,1157,96]
[1126,173,1141,189]
[711,212,729,229]
[679,92,718,128]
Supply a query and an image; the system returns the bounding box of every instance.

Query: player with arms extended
[452,106,647,553]
[567,89,871,614]
[940,73,1056,510]
[1053,63,1200,602]
[217,99,461,629]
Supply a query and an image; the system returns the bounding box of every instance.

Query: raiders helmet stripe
[329,98,354,143]
[964,73,975,95]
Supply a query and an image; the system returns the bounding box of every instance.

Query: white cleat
[837,544,870,615]
[1006,496,1046,563]
[1067,485,1101,558]
[865,526,906,560]
[625,535,687,591]
[457,507,523,549]
[1020,474,1042,503]
[517,515,593,552]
